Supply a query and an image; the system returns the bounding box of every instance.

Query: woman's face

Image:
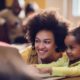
[35,30,56,59]
[65,35,80,61]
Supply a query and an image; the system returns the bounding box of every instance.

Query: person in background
[22,2,40,35]
[0,0,26,44]
[9,0,21,17]
[0,15,27,44]
[21,9,69,68]
[25,2,39,17]
[39,26,80,77]
[5,18,27,44]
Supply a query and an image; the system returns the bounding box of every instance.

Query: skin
[35,30,62,63]
[65,34,80,61]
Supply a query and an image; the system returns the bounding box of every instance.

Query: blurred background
[5,0,80,27]
[0,0,80,52]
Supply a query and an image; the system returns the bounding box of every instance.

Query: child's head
[65,27,80,61]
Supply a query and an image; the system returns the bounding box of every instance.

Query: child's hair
[69,26,80,44]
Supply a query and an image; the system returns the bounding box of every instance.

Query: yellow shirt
[21,46,69,66]
[52,61,80,76]
[21,46,38,64]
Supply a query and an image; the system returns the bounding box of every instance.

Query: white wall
[45,0,66,17]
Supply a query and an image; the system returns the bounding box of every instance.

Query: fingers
[38,67,52,75]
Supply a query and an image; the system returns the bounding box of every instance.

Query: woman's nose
[38,43,44,49]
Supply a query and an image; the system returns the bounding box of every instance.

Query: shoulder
[21,45,33,56]
[21,45,37,63]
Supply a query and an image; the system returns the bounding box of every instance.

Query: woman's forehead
[35,30,55,42]
[36,30,54,37]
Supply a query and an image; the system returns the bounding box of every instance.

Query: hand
[38,67,52,75]
[22,65,43,80]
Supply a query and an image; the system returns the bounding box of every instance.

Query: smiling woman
[21,9,69,67]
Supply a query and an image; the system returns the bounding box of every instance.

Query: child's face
[65,34,80,61]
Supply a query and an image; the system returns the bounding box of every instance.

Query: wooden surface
[42,76,80,80]
[40,73,80,80]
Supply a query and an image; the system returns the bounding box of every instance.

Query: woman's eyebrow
[35,37,52,40]
[44,39,52,40]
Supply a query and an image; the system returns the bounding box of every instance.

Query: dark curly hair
[26,10,69,52]
[69,26,80,44]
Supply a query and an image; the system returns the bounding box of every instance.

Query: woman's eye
[35,39,40,43]
[44,41,51,44]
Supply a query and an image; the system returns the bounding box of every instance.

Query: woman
[21,9,69,67]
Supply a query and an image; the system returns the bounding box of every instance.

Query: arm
[52,67,80,76]
[37,66,80,77]
[36,53,69,68]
